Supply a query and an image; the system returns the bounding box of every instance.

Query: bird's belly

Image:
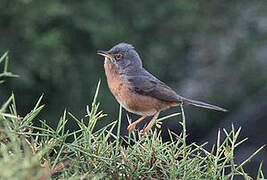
[108,78,172,116]
[115,90,160,116]
[106,78,157,115]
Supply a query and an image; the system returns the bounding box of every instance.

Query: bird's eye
[115,54,123,60]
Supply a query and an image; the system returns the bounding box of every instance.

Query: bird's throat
[104,59,121,88]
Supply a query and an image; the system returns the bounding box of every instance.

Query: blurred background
[0,0,267,176]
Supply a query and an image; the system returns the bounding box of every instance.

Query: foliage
[1,0,267,176]
[0,52,18,83]
[0,80,265,179]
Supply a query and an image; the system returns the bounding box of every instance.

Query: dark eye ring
[115,54,123,60]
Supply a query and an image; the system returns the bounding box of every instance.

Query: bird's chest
[104,61,128,100]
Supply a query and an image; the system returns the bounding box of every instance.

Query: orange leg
[127,115,147,132]
[142,112,160,133]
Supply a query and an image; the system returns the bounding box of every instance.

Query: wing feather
[127,75,182,103]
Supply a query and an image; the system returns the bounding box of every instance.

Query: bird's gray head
[97,43,143,72]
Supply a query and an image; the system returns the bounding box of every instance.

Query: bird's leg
[142,112,160,133]
[127,115,147,132]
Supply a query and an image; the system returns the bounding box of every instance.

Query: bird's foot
[140,112,160,135]
[127,115,147,132]
[139,125,150,135]
[139,129,146,137]
[127,123,136,132]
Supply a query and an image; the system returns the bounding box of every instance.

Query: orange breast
[104,61,175,116]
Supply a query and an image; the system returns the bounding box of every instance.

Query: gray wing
[126,70,227,112]
[127,74,183,103]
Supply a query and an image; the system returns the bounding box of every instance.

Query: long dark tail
[182,98,228,112]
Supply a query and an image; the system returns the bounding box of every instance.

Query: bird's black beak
[97,50,113,60]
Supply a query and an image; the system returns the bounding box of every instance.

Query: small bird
[97,43,227,133]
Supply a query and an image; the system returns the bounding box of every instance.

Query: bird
[97,43,227,133]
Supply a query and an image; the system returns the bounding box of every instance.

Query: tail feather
[182,98,228,112]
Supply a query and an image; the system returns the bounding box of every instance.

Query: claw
[127,124,136,132]
[127,115,147,132]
